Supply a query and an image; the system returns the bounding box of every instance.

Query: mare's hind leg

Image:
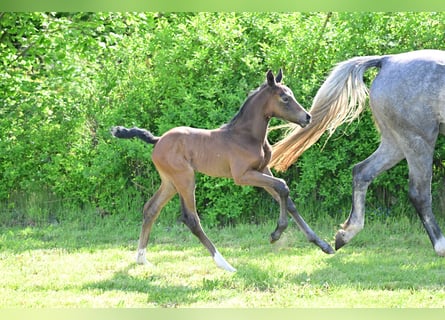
[335,140,404,250]
[404,142,445,256]
[261,168,334,254]
[174,169,236,272]
[136,180,176,265]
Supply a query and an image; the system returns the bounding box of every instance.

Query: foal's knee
[274,178,289,199]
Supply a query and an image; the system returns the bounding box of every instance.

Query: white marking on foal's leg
[213,250,236,272]
[135,248,153,266]
[434,236,445,257]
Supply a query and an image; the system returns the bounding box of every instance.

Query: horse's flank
[271,49,445,257]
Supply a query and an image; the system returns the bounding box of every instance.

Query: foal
[112,70,334,272]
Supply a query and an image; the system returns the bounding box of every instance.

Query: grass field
[1,212,445,308]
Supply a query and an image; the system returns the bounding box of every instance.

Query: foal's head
[264,69,311,127]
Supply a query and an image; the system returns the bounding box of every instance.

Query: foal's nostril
[306,113,312,123]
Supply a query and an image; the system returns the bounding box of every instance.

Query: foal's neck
[226,89,270,143]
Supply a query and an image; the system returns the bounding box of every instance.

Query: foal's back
[152,126,259,179]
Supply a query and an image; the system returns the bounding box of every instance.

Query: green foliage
[2,12,445,225]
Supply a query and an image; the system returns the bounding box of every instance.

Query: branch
[307,12,333,73]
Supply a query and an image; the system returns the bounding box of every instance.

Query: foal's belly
[190,152,233,178]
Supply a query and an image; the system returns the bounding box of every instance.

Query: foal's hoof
[320,241,335,254]
[270,232,281,244]
[136,249,153,266]
[213,250,237,273]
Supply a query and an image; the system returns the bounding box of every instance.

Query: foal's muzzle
[299,113,312,128]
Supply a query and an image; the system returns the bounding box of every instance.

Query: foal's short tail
[111,126,160,145]
[269,55,385,171]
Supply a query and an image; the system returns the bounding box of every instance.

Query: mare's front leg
[261,168,334,254]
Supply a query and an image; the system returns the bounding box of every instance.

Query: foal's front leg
[233,169,290,241]
[261,168,335,254]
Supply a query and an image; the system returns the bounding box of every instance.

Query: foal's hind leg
[136,181,176,265]
[174,170,236,272]
[335,140,403,250]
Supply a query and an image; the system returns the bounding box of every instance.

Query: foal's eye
[280,95,289,104]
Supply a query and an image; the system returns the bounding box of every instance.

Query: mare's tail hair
[269,55,385,172]
[111,126,159,145]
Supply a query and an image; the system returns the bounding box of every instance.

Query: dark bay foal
[112,69,334,272]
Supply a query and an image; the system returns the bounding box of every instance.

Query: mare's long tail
[269,55,385,171]
[111,126,160,145]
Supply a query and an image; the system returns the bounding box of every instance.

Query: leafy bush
[2,12,445,225]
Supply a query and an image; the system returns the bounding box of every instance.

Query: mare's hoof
[335,231,347,251]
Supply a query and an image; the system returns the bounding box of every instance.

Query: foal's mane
[221,82,269,129]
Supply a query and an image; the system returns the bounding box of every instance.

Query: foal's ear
[266,69,276,87]
[275,68,283,83]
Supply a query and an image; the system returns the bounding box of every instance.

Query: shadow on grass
[80,245,445,308]
[81,263,216,307]
[4,217,445,307]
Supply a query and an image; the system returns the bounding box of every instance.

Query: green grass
[1,213,445,307]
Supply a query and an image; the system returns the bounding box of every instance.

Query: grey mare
[270,50,445,256]
[112,70,334,272]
